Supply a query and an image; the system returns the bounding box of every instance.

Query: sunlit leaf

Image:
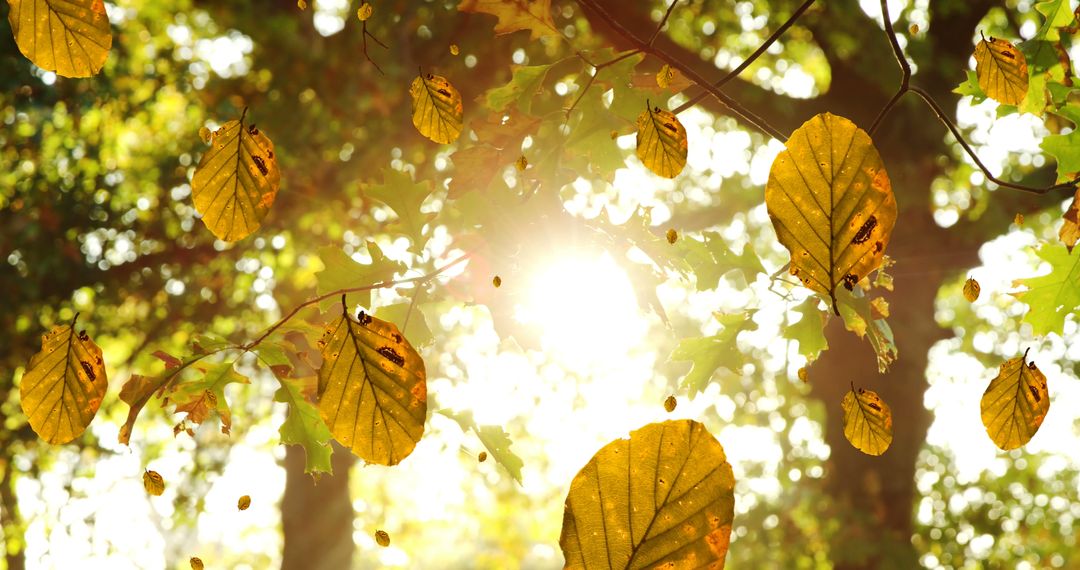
[364,168,436,245]
[317,307,426,466]
[1041,122,1080,185]
[449,144,503,199]
[449,43,459,55]
[836,287,897,373]
[656,63,674,89]
[492,275,502,288]
[670,312,756,395]
[1013,243,1080,336]
[841,386,893,456]
[273,375,333,476]
[458,0,560,40]
[7,0,112,77]
[963,277,981,302]
[478,451,488,462]
[663,395,677,412]
[356,2,372,21]
[483,63,553,114]
[164,360,250,435]
[559,420,735,569]
[19,318,107,444]
[974,35,1029,106]
[677,231,765,291]
[375,529,390,547]
[375,302,435,349]
[766,112,897,315]
[191,115,281,242]
[409,73,463,144]
[118,374,168,445]
[189,557,203,570]
[981,350,1049,450]
[143,470,164,496]
[237,495,251,510]
[665,228,678,244]
[784,298,828,363]
[515,154,528,172]
[440,408,524,484]
[635,104,688,179]
[315,241,405,311]
[1061,190,1080,252]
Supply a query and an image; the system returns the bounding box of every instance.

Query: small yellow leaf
[198,127,212,143]
[656,63,675,89]
[237,495,251,511]
[375,529,391,547]
[841,386,893,456]
[963,277,981,302]
[870,296,889,318]
[143,470,165,496]
[665,228,678,244]
[449,44,460,56]
[492,275,502,288]
[478,451,488,462]
[636,104,687,178]
[1060,190,1078,251]
[797,367,809,382]
[909,24,919,35]
[297,0,306,9]
[409,74,464,144]
[7,0,112,77]
[357,2,372,21]
[515,154,528,171]
[981,351,1049,450]
[1015,212,1025,227]
[189,557,204,570]
[664,395,677,412]
[974,35,1028,106]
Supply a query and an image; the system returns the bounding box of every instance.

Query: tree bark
[0,463,25,570]
[280,444,357,570]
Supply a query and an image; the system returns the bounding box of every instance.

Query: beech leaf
[457,0,560,40]
[7,0,112,77]
[981,350,1049,450]
[410,73,463,144]
[841,385,893,456]
[974,36,1029,106]
[635,104,688,179]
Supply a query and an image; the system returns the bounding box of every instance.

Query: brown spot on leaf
[852,216,877,244]
[80,361,96,381]
[78,329,89,342]
[842,274,858,290]
[1029,385,1041,402]
[377,346,405,367]
[248,124,259,136]
[356,311,373,325]
[252,155,268,175]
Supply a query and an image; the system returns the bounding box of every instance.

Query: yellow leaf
[237,495,251,510]
[478,451,488,462]
[656,63,675,88]
[765,112,897,315]
[7,0,112,78]
[974,35,1028,106]
[449,43,460,56]
[457,0,560,40]
[663,395,677,412]
[981,350,1049,450]
[375,529,391,547]
[143,470,165,496]
[841,386,893,456]
[665,228,678,244]
[1015,212,1025,227]
[909,24,919,35]
[560,420,734,569]
[492,275,502,288]
[409,74,463,144]
[317,308,427,465]
[357,2,372,21]
[189,557,204,570]
[963,277,981,302]
[297,0,306,9]
[1060,190,1079,252]
[19,318,107,444]
[191,114,281,242]
[515,154,528,171]
[198,127,212,143]
[636,104,688,178]
[798,366,809,382]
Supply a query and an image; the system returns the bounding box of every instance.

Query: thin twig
[673,0,817,115]
[867,0,909,134]
[567,49,641,115]
[647,0,681,47]
[362,21,387,75]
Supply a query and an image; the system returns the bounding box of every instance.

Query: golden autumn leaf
[963,277,981,302]
[457,0,560,40]
[478,451,488,462]
[357,2,372,21]
[974,35,1028,106]
[189,557,204,570]
[317,306,427,465]
[449,43,460,55]
[143,470,165,496]
[1061,190,1079,252]
[19,317,107,444]
[636,104,688,178]
[656,63,675,88]
[7,0,112,78]
[237,495,251,510]
[191,113,281,242]
[409,74,464,144]
[665,228,678,244]
[663,394,677,412]
[765,112,897,315]
[297,0,306,9]
[375,529,391,547]
[492,275,502,288]
[981,349,1049,450]
[841,386,893,456]
[514,154,528,171]
[560,420,735,569]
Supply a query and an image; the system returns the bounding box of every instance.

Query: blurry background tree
[1,0,1079,569]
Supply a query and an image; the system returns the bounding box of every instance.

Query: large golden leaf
[191,114,281,242]
[316,305,427,465]
[7,0,111,78]
[636,104,688,179]
[974,36,1028,107]
[765,112,896,314]
[19,317,107,444]
[560,420,735,569]
[981,350,1049,450]
[409,73,463,144]
[457,0,560,40]
[841,385,893,456]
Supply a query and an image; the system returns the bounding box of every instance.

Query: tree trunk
[281,444,356,570]
[1,463,25,570]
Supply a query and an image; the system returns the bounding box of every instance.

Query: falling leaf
[409,73,463,144]
[375,529,390,547]
[191,113,281,242]
[440,409,524,484]
[1015,212,1025,227]
[19,318,107,444]
[963,277,981,302]
[798,367,809,382]
[297,0,305,9]
[765,112,897,315]
[357,2,372,21]
[560,420,734,569]
[449,43,460,55]
[478,451,488,462]
[274,375,334,476]
[237,495,251,510]
[458,0,560,40]
[515,154,528,172]
[7,0,112,77]
[492,275,502,287]
[656,63,675,88]
[143,470,165,496]
[664,395,677,412]
[666,228,678,244]
[909,24,919,34]
[841,386,893,456]
[317,307,426,466]
[981,350,1049,450]
[636,104,688,178]
[974,35,1029,106]
[189,557,204,570]
[1013,243,1080,336]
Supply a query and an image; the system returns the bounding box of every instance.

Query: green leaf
[164,359,250,435]
[458,0,560,40]
[376,302,434,348]
[980,351,1050,450]
[784,298,828,362]
[841,386,893,456]
[678,231,764,291]
[565,87,627,178]
[836,288,897,373]
[670,312,755,395]
[315,242,405,312]
[484,64,553,114]
[439,409,524,484]
[448,144,504,200]
[953,69,988,102]
[559,420,734,569]
[1041,128,1080,182]
[1034,0,1075,41]
[364,169,436,246]
[274,375,334,476]
[7,0,112,77]
[1013,243,1080,336]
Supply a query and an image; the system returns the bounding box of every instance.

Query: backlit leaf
[656,63,674,89]
[375,529,390,547]
[458,0,560,40]
[7,0,111,77]
[515,154,528,172]
[784,298,828,363]
[315,241,405,311]
[670,312,755,395]
[974,36,1029,106]
[237,495,251,510]
[635,104,688,179]
[841,386,893,456]
[765,112,897,315]
[143,470,164,496]
[665,228,678,244]
[409,74,463,144]
[356,2,372,21]
[663,395,676,412]
[1013,243,1080,336]
[559,420,735,569]
[189,557,203,570]
[164,360,250,435]
[836,287,897,373]
[274,374,333,476]
[1061,190,1080,252]
[317,308,426,466]
[19,319,107,444]
[440,408,524,484]
[191,115,281,242]
[981,350,1049,450]
[963,277,981,302]
[118,374,168,445]
[364,168,436,245]
[483,64,553,114]
[478,451,488,462]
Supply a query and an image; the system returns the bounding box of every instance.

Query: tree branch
[868,0,910,134]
